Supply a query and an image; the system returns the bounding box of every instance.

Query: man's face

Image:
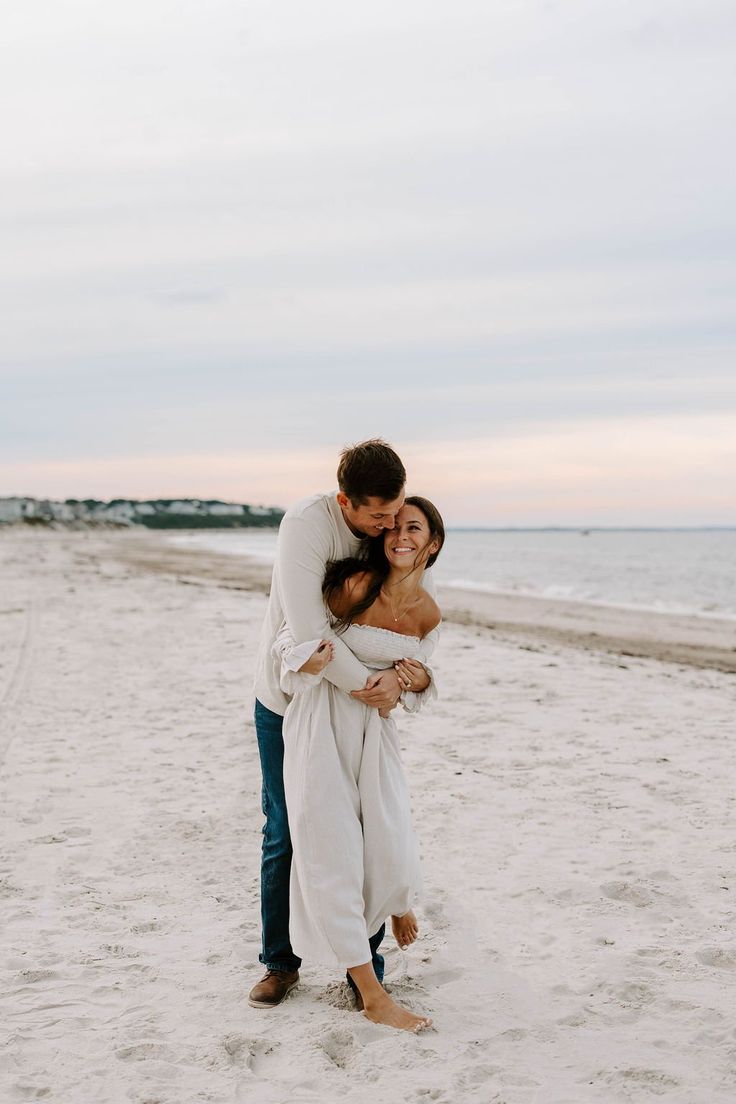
[338,491,405,538]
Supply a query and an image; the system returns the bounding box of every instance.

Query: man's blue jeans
[254,698,385,982]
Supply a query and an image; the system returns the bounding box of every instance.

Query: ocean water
[169,528,736,621]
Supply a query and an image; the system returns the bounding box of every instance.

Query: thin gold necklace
[381,585,418,622]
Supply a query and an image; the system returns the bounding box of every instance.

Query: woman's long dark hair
[322,495,445,630]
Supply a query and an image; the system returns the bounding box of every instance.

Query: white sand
[1,529,735,1104]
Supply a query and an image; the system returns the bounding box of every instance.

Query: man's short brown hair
[337,438,406,505]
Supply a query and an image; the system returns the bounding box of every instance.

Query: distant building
[101,503,136,523]
[49,501,75,521]
[207,503,244,516]
[0,497,34,522]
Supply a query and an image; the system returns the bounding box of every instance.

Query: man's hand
[394,658,430,693]
[351,667,402,711]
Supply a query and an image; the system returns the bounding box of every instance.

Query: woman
[273,496,444,1034]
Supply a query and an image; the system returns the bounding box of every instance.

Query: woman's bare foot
[347,960,431,1033]
[392,909,419,950]
[351,982,383,1011]
[362,990,432,1033]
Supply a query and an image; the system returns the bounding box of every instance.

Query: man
[249,438,433,1008]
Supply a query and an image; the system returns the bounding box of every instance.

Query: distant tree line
[138,512,282,529]
[0,497,285,528]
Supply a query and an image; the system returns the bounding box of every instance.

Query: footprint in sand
[496,1027,528,1042]
[318,1027,357,1069]
[17,968,59,984]
[597,1067,680,1095]
[601,881,653,907]
[696,947,736,970]
[11,1081,52,1099]
[421,966,463,987]
[130,920,160,934]
[610,981,656,1008]
[422,897,450,931]
[115,1042,178,1062]
[101,944,140,959]
[222,1034,280,1073]
[456,1062,506,1101]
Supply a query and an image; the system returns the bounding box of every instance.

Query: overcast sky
[2,0,735,524]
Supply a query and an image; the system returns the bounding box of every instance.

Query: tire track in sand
[0,599,39,766]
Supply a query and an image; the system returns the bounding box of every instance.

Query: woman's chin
[388,556,419,572]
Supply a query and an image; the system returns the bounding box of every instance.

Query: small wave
[167,532,277,563]
[437,577,736,622]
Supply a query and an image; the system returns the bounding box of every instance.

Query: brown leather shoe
[248,969,299,1009]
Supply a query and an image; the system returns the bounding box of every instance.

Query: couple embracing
[250,439,444,1033]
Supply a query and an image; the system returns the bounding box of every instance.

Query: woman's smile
[384,503,436,567]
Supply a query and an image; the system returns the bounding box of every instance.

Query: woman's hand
[394,658,430,693]
[299,640,333,674]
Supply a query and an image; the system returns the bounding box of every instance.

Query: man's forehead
[362,494,404,512]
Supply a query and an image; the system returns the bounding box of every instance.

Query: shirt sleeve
[271,623,327,695]
[422,567,437,599]
[276,514,372,693]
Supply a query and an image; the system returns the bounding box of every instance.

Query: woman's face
[383,504,438,571]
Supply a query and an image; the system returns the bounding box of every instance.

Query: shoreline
[436,586,736,675]
[42,528,736,675]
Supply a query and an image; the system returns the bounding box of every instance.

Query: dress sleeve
[400,624,441,714]
[277,514,372,693]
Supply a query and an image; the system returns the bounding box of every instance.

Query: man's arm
[276,514,372,694]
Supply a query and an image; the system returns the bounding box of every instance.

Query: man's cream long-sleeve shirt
[253,490,434,716]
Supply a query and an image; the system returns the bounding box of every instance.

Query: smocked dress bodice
[339,622,423,669]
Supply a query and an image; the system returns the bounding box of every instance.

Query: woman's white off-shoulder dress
[273,621,439,969]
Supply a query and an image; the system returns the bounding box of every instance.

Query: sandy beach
[2,527,735,1104]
